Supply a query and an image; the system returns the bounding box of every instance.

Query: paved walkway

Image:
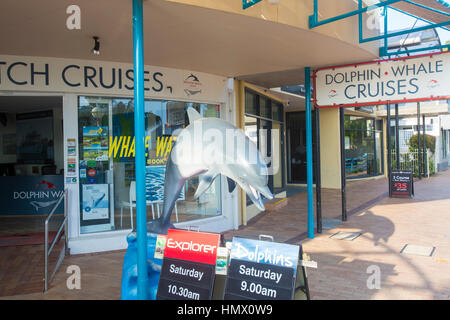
[301,171,450,300]
[223,176,388,243]
[1,171,449,300]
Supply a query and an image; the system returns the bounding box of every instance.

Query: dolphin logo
[184,89,202,96]
[428,79,438,89]
[35,180,56,189]
[185,74,200,82]
[147,107,273,234]
[30,200,59,211]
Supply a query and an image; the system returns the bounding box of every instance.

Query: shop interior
[0,96,64,239]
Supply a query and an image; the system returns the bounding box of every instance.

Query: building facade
[0,0,414,254]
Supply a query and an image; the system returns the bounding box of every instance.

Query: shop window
[245,91,256,115]
[78,96,222,234]
[344,116,384,179]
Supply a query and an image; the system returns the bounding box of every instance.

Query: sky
[385,5,450,44]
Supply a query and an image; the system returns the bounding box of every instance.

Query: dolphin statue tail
[147,157,186,235]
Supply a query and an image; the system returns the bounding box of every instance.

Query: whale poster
[81,184,109,221]
[145,166,184,203]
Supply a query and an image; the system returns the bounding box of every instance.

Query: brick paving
[222,176,388,243]
[1,171,449,300]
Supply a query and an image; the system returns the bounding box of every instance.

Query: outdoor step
[265,197,289,211]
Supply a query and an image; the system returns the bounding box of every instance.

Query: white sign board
[0,55,227,103]
[314,52,450,108]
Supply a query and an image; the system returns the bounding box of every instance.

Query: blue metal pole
[305,67,314,239]
[132,0,148,300]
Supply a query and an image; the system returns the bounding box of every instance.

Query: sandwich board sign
[156,229,220,300]
[313,51,450,108]
[390,170,414,198]
[224,237,299,300]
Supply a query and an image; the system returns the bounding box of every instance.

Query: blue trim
[310,0,450,56]
[309,0,402,28]
[388,6,450,31]
[305,67,314,239]
[360,19,450,43]
[243,0,263,10]
[132,0,148,300]
[404,0,450,17]
[381,44,450,56]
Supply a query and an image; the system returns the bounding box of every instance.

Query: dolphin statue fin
[227,177,236,193]
[194,170,218,199]
[187,107,202,123]
[246,185,265,211]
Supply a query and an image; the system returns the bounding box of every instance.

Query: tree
[409,134,435,153]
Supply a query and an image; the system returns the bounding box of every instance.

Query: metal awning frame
[309,0,450,57]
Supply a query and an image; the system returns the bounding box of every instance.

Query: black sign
[156,257,216,300]
[224,237,299,300]
[390,170,413,198]
[224,259,295,300]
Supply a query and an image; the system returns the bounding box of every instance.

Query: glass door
[78,96,114,234]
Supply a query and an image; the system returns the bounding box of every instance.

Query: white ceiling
[0,0,378,88]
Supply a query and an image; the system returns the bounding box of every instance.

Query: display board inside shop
[390,170,414,198]
[156,229,220,300]
[224,237,299,300]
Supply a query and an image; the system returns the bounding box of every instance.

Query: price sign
[156,229,220,300]
[224,237,299,300]
[390,170,413,198]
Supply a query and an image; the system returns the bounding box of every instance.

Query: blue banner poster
[145,166,184,203]
[82,184,109,220]
[0,175,64,216]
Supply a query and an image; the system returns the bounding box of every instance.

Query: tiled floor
[1,171,449,300]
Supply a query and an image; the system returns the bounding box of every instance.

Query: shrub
[409,134,435,153]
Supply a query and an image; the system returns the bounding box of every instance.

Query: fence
[391,149,435,177]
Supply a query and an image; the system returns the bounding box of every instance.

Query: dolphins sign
[314,51,450,108]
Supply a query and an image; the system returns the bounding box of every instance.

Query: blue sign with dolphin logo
[0,175,64,215]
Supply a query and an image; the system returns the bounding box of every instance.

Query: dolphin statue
[147,107,273,235]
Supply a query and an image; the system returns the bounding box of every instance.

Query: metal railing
[44,189,69,292]
[391,149,434,177]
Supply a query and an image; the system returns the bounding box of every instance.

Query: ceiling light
[92,36,100,55]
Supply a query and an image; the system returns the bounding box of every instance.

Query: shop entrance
[0,95,64,236]
[286,111,317,184]
[0,95,65,297]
